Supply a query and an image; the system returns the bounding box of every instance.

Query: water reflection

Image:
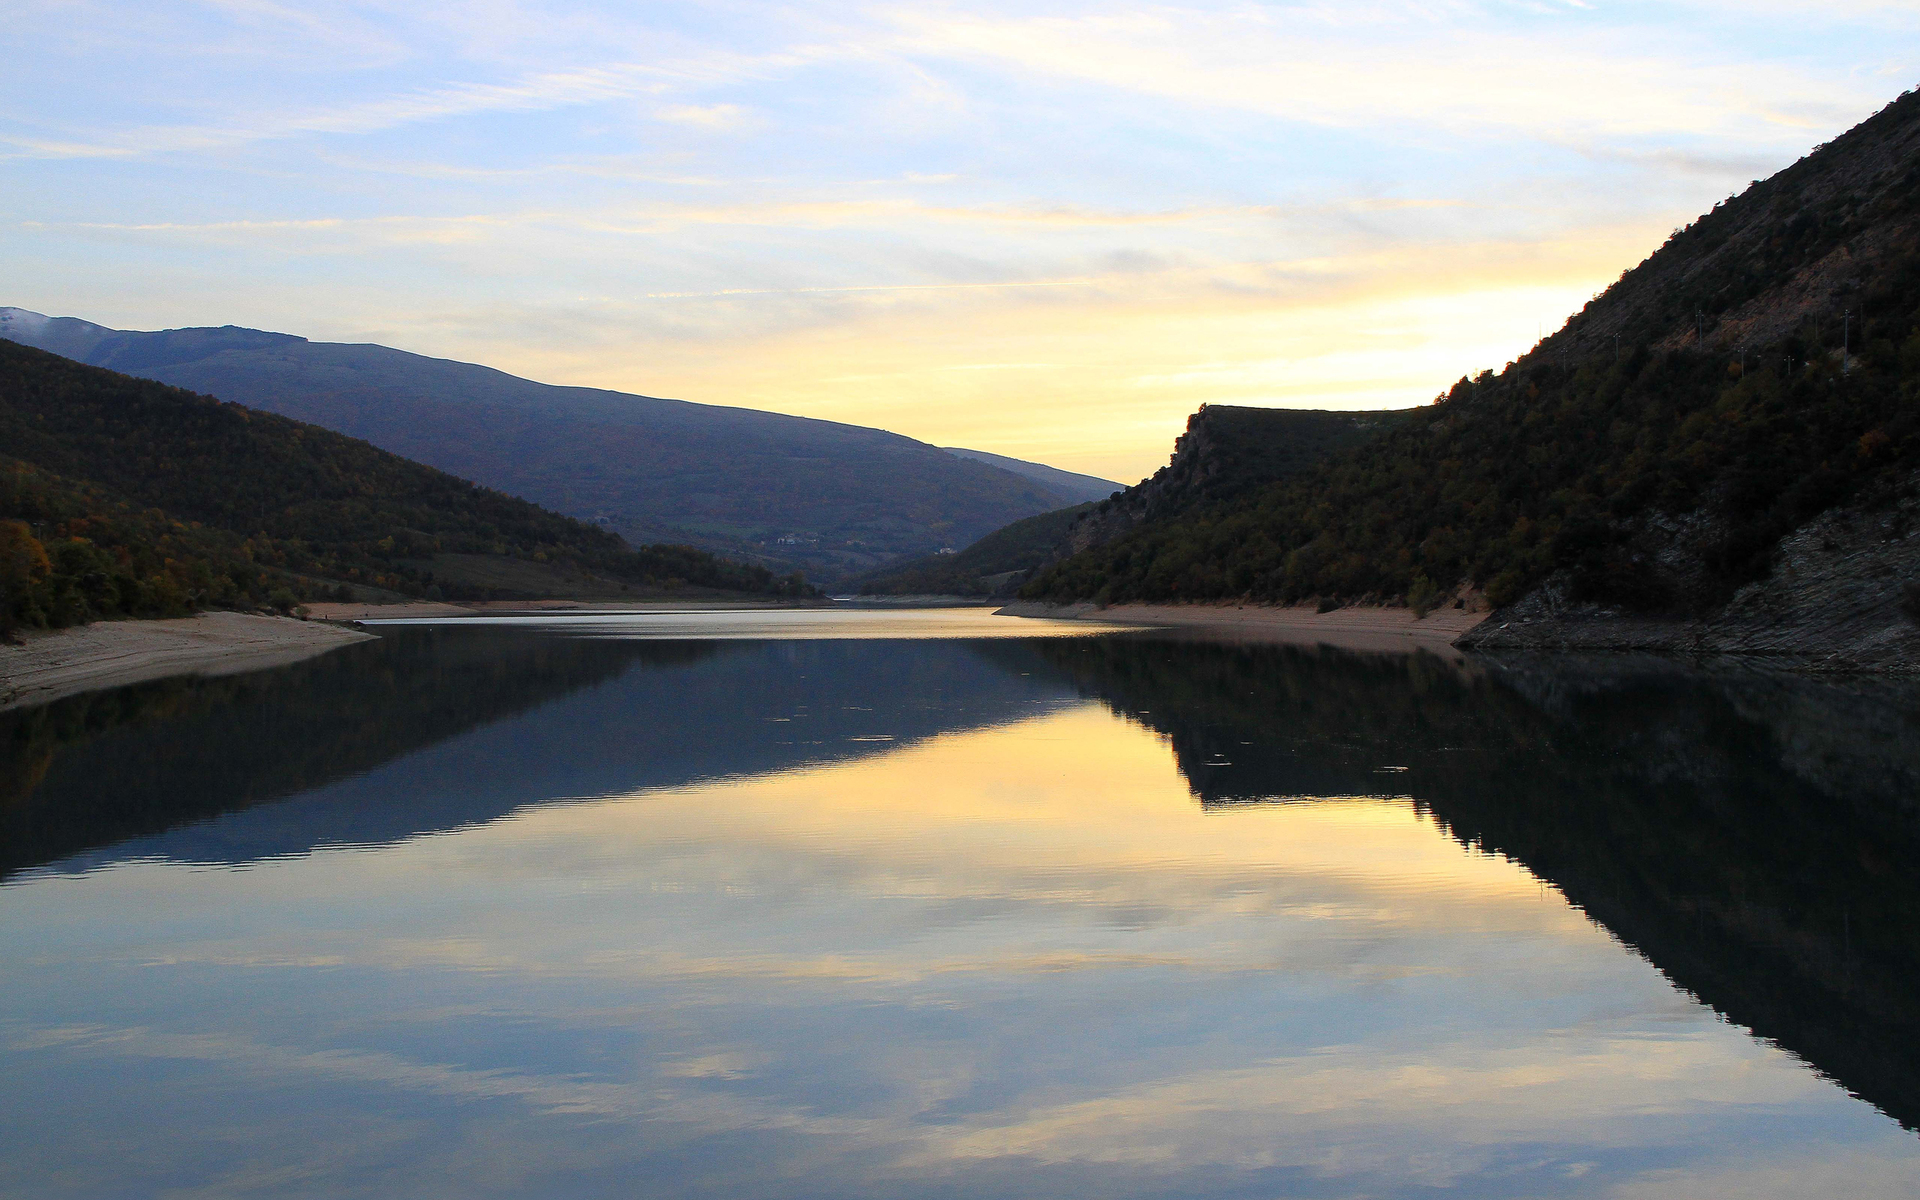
[3,626,1088,877]
[2,618,1919,1199]
[2,628,679,876]
[1027,638,1920,1132]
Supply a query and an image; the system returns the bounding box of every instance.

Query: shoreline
[995,600,1487,653]
[300,597,839,622]
[0,612,375,713]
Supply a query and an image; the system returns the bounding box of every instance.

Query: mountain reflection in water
[1026,636,1920,1132]
[2,627,1081,875]
[3,615,1919,1199]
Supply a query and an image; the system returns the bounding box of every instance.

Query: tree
[0,519,52,636]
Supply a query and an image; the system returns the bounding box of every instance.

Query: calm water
[4,608,1920,1199]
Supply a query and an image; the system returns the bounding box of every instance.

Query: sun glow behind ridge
[3,1,1914,479]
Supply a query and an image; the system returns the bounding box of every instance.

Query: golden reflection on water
[481,706,1587,945]
[6,694,1919,1199]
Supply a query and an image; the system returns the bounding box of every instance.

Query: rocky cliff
[1053,404,1414,560]
[1460,468,1920,669]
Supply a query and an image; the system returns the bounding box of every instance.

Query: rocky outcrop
[1461,471,1920,670]
[1050,404,1412,562]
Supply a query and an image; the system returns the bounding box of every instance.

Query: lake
[4,608,1919,1199]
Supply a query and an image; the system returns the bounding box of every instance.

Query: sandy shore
[0,612,376,712]
[300,600,478,621]
[301,597,838,621]
[996,600,1487,652]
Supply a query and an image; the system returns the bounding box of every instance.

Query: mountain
[940,447,1121,505]
[1045,404,1421,565]
[0,341,811,632]
[860,407,1414,598]
[853,503,1095,597]
[1023,87,1920,667]
[0,309,1100,583]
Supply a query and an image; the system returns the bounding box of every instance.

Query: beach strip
[0,611,376,713]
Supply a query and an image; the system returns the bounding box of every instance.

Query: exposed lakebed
[3,609,1919,1198]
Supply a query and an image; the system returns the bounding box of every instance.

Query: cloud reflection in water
[2,630,1918,1198]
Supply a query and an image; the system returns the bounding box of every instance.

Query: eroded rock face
[1055,408,1238,560]
[1043,404,1414,568]
[1462,470,1920,670]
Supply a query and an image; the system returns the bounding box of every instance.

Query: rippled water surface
[4,609,1920,1198]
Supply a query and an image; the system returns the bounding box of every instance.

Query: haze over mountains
[0,309,1119,584]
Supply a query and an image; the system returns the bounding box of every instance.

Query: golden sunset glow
[6,3,1911,479]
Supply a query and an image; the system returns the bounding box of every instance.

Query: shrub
[1485,569,1527,608]
[1407,572,1442,618]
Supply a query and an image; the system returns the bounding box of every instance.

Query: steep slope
[0,341,810,632]
[862,406,1411,598]
[1024,87,1920,667]
[0,310,1091,582]
[1050,405,1420,561]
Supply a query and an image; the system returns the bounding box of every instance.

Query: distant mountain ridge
[939,447,1120,506]
[0,309,1107,584]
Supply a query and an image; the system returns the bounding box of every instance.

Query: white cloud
[4,0,1913,473]
[654,102,752,129]
[879,4,1888,148]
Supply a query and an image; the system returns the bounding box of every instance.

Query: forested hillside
[1025,88,1920,644]
[1047,405,1420,565]
[855,503,1094,597]
[0,341,811,632]
[0,310,1095,582]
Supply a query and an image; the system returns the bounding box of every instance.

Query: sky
[3,2,1916,481]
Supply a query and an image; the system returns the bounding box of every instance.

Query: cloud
[6,0,1913,477]
[0,135,139,161]
[6,1021,644,1119]
[0,45,816,159]
[878,3,1892,147]
[654,102,751,129]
